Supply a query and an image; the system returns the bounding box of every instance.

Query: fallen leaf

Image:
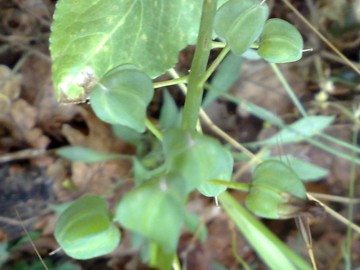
[59,106,132,196]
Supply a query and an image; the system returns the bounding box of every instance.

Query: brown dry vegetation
[0,0,360,269]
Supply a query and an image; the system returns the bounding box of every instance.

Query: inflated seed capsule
[90,64,154,133]
[214,0,269,55]
[214,0,257,38]
[226,3,269,55]
[258,18,304,63]
[54,195,121,260]
[245,160,323,219]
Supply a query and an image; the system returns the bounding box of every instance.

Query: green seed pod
[90,64,154,132]
[214,0,257,38]
[258,18,304,63]
[55,195,121,260]
[245,160,322,219]
[214,0,269,55]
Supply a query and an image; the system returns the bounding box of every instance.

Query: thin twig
[281,0,360,76]
[15,208,49,270]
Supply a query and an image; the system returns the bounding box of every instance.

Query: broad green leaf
[270,155,329,182]
[214,0,258,39]
[163,129,233,193]
[50,0,204,102]
[159,91,181,130]
[203,51,242,108]
[90,65,154,132]
[242,48,262,60]
[112,124,142,145]
[115,176,186,252]
[55,195,121,260]
[258,116,335,146]
[56,146,128,163]
[219,192,312,270]
[226,3,269,55]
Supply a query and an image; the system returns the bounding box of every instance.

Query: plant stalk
[181,0,217,131]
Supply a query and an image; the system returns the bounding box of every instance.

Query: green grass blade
[218,192,312,270]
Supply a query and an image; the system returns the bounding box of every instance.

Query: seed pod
[214,0,269,55]
[245,160,322,219]
[258,18,304,63]
[90,64,154,132]
[214,0,256,38]
[55,195,121,260]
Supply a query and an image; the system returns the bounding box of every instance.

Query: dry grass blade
[295,217,318,270]
[14,208,49,270]
[307,194,360,234]
[281,0,360,76]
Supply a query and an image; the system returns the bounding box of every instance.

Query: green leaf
[163,129,233,193]
[50,0,204,102]
[258,116,335,146]
[115,176,186,252]
[203,51,242,108]
[214,0,260,39]
[270,155,329,182]
[90,65,154,132]
[219,192,312,270]
[56,146,128,163]
[55,195,121,260]
[112,124,142,145]
[159,91,181,130]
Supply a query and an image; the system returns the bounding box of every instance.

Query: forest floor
[0,0,360,269]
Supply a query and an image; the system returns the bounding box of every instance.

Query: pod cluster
[215,0,304,63]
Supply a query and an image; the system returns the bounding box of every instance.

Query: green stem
[146,118,163,141]
[199,45,231,86]
[345,123,358,269]
[153,76,188,89]
[181,0,217,131]
[270,63,308,118]
[211,41,226,49]
[209,179,250,192]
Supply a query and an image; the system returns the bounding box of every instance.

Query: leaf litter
[1,0,360,269]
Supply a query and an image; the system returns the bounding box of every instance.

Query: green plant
[49,0,353,269]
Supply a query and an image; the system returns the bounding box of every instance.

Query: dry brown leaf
[9,99,37,137]
[59,107,132,196]
[233,60,305,118]
[0,65,21,115]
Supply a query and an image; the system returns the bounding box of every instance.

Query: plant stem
[146,118,163,141]
[270,63,308,118]
[181,0,217,131]
[208,179,250,192]
[345,122,358,270]
[153,76,188,89]
[200,45,231,86]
